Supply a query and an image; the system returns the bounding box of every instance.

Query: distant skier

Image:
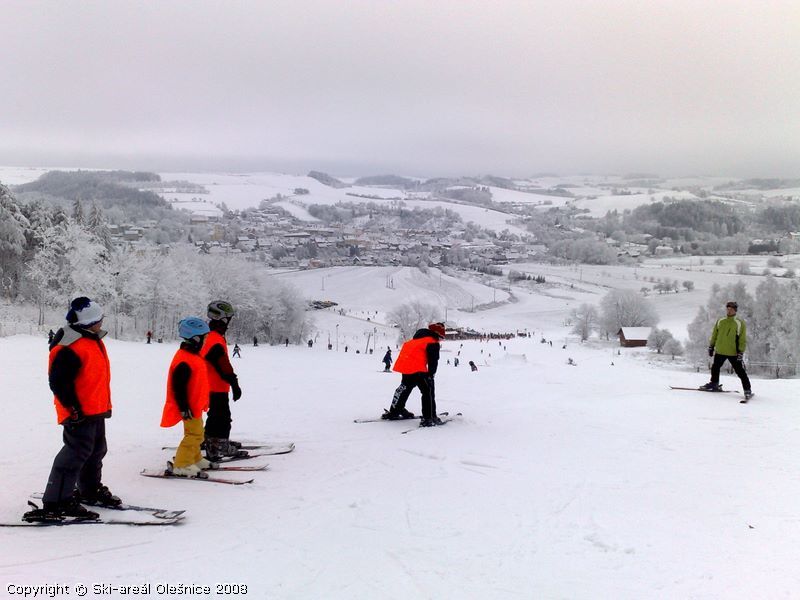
[47,329,55,345]
[382,347,392,372]
[201,301,246,461]
[700,301,753,399]
[146,330,152,344]
[253,336,258,347]
[469,360,478,372]
[232,344,241,358]
[161,317,212,478]
[383,322,446,426]
[24,297,120,523]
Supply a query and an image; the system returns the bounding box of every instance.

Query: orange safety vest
[161,349,210,428]
[201,330,231,393]
[392,336,437,374]
[49,337,112,424]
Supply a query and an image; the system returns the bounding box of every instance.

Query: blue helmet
[178,317,210,340]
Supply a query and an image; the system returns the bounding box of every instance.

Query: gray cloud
[1,0,798,176]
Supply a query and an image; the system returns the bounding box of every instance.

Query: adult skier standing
[161,317,212,478]
[383,322,445,426]
[24,297,120,523]
[700,301,753,399]
[201,301,246,460]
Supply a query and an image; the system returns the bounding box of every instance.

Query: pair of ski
[145,441,295,484]
[670,386,752,404]
[354,411,462,433]
[3,496,186,527]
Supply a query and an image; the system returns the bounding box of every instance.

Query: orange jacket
[161,348,210,427]
[392,336,438,374]
[201,330,231,393]
[49,336,111,424]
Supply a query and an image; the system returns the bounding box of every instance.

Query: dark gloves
[66,406,84,426]
[708,347,714,357]
[180,408,193,420]
[736,352,744,363]
[232,382,242,401]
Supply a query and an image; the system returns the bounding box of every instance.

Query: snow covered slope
[2,262,799,598]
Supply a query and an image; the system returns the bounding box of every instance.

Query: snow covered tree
[388,301,442,342]
[598,289,658,338]
[72,198,85,225]
[663,338,684,358]
[0,185,30,297]
[570,303,598,341]
[88,202,113,253]
[647,327,675,353]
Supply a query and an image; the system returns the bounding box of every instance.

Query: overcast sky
[1,0,798,177]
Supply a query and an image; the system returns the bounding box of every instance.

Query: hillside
[1,296,796,598]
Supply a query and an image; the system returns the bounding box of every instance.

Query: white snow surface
[3,262,800,598]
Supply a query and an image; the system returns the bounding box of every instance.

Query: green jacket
[709,316,746,356]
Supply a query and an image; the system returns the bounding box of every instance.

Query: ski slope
[2,262,799,598]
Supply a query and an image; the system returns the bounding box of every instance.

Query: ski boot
[206,437,249,460]
[381,408,416,420]
[699,382,722,392]
[744,390,754,400]
[419,416,444,427]
[24,498,100,522]
[167,461,208,479]
[196,457,219,470]
[76,485,122,508]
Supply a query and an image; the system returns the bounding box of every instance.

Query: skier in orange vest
[24,297,118,523]
[161,317,212,478]
[383,322,445,426]
[201,300,246,461]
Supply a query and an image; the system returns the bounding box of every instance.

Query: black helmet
[207,300,235,321]
[726,301,738,310]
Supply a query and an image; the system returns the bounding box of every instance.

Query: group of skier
[23,297,245,523]
[20,292,751,523]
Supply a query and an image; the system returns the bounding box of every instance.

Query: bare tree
[388,300,442,342]
[599,289,659,338]
[647,327,674,353]
[570,303,599,341]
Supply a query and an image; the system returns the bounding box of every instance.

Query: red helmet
[428,323,446,338]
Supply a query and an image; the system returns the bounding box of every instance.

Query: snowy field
[3,261,800,599]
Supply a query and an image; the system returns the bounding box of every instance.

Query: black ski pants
[711,353,751,391]
[391,372,436,419]
[43,419,108,505]
[205,391,232,439]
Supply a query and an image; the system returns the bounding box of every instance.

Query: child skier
[24,297,120,523]
[161,317,212,478]
[383,322,445,426]
[201,300,246,461]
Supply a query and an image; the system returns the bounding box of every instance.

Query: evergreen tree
[72,198,85,225]
[0,185,30,297]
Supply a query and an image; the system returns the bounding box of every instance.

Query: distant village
[101,177,800,270]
